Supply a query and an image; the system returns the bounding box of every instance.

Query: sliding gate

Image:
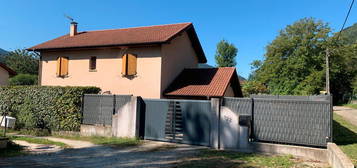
[143,99,213,146]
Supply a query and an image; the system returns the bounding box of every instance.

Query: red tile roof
[28,22,206,63]
[164,67,242,98]
[0,63,16,76]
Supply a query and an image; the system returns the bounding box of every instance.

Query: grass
[0,128,51,137]
[9,136,68,148]
[333,113,357,166]
[53,135,142,148]
[0,141,25,157]
[343,104,357,109]
[176,149,299,168]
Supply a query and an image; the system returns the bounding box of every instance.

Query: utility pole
[325,48,330,95]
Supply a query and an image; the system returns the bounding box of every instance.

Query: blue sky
[0,0,356,78]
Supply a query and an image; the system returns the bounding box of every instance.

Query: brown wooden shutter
[127,54,137,75]
[122,54,128,75]
[61,57,69,76]
[56,57,61,76]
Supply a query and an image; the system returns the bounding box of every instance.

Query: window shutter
[127,54,137,75]
[56,57,61,76]
[61,57,69,76]
[122,54,128,75]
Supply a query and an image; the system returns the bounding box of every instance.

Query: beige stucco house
[28,22,242,99]
[0,63,16,85]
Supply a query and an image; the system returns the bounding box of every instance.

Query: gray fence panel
[223,97,252,115]
[180,100,212,146]
[83,95,101,125]
[100,95,115,125]
[253,98,332,147]
[143,99,170,141]
[114,95,132,114]
[82,94,114,125]
[251,94,331,102]
[82,94,131,126]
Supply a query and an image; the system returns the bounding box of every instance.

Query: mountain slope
[0,48,7,63]
[0,48,7,55]
[340,23,357,44]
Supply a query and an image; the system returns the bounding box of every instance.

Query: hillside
[0,48,7,63]
[340,23,357,44]
[0,48,7,55]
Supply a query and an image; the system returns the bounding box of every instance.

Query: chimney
[70,22,78,36]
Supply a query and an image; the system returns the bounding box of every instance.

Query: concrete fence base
[80,124,112,137]
[230,142,354,168]
[327,143,354,168]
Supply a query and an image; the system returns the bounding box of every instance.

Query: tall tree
[215,40,238,67]
[251,18,356,102]
[4,49,39,75]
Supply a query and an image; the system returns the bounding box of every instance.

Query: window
[122,53,137,76]
[56,57,69,77]
[89,56,96,71]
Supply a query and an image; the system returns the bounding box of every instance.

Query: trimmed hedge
[0,86,100,131]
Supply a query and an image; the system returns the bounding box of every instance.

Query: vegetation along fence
[82,94,131,125]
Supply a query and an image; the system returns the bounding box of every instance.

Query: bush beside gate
[0,86,100,131]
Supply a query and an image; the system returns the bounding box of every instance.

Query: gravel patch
[0,141,206,168]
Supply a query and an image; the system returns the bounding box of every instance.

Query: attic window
[56,57,69,77]
[122,53,137,76]
[89,56,97,71]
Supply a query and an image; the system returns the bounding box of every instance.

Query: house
[28,22,242,99]
[0,63,16,85]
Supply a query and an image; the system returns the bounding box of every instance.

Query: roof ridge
[83,22,192,33]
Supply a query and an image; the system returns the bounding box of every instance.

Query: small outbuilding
[164,67,243,99]
[0,63,16,85]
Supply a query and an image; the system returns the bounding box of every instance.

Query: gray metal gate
[82,94,131,125]
[143,99,212,146]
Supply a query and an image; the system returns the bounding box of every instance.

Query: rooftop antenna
[64,14,76,23]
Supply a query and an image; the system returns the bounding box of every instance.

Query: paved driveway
[0,141,206,168]
[334,106,357,127]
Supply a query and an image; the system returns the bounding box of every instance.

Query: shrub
[9,74,38,85]
[0,86,100,131]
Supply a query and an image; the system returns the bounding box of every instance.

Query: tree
[251,18,357,103]
[4,49,39,75]
[215,40,238,67]
[242,81,268,97]
[9,74,38,85]
[252,18,330,95]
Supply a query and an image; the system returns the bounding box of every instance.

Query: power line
[337,0,355,40]
[325,0,355,94]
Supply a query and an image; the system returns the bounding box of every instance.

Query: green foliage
[3,49,39,75]
[215,40,238,67]
[334,113,357,166]
[53,135,142,147]
[177,149,295,168]
[340,23,357,44]
[251,18,357,103]
[242,81,268,97]
[252,18,329,95]
[9,136,68,148]
[0,86,100,132]
[9,74,38,85]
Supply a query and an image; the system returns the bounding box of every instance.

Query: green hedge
[0,86,100,131]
